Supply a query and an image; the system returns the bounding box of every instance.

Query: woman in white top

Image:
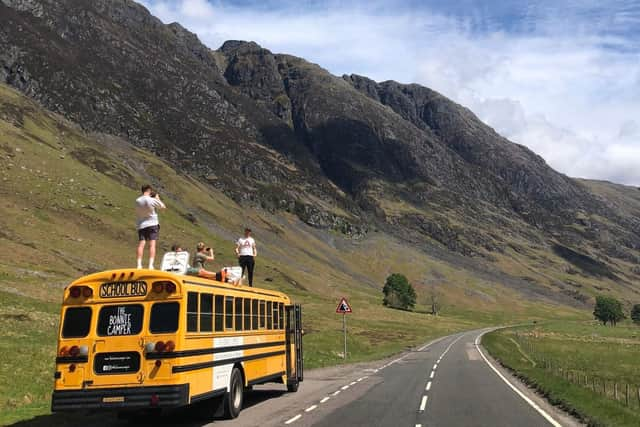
[235,228,257,286]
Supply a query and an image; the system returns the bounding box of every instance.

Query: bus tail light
[152,281,177,294]
[165,340,175,352]
[59,346,69,356]
[69,345,80,357]
[155,341,166,352]
[69,286,92,298]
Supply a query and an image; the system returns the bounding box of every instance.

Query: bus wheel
[287,379,299,393]
[223,367,243,419]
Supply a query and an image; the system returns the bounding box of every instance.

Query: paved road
[14,330,577,427]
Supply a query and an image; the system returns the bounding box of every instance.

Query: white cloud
[139,0,640,185]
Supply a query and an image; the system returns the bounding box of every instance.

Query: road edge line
[475,329,562,427]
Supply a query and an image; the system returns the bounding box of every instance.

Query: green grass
[483,321,640,427]
[0,291,59,426]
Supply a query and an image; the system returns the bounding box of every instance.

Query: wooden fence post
[625,383,629,407]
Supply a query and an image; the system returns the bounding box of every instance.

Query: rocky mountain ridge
[1,0,639,305]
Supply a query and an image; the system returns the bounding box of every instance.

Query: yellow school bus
[51,268,303,419]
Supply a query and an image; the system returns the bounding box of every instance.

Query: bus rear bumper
[51,384,189,411]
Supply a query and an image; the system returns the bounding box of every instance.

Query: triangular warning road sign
[336,297,353,314]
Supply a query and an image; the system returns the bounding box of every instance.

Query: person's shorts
[138,225,160,241]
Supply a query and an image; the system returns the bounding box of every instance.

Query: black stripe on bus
[182,280,283,298]
[56,356,89,364]
[247,371,286,387]
[190,387,227,403]
[172,350,286,373]
[146,341,286,360]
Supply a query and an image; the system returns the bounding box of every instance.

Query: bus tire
[287,379,299,393]
[223,367,243,419]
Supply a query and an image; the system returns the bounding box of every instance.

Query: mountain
[1,0,639,310]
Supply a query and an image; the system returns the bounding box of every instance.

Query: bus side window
[252,299,259,330]
[243,298,251,330]
[278,303,284,330]
[267,301,273,330]
[200,293,213,332]
[215,295,224,332]
[259,300,266,329]
[225,296,234,330]
[272,302,279,330]
[235,298,243,331]
[187,292,198,332]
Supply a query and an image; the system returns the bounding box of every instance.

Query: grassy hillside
[0,82,587,424]
[484,321,640,427]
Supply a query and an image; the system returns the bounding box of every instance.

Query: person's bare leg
[136,240,145,269]
[148,240,156,269]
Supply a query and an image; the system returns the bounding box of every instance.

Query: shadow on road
[10,389,287,427]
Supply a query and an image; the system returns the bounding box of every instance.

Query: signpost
[335,297,352,359]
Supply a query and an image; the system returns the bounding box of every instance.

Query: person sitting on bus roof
[186,242,217,279]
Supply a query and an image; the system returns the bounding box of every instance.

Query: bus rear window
[62,307,92,338]
[150,302,179,333]
[97,305,143,337]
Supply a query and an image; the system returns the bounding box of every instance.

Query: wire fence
[512,333,640,410]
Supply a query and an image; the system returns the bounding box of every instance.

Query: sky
[140,0,640,186]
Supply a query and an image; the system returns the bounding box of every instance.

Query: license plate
[102,396,125,403]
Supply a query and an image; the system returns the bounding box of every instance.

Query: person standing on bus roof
[236,228,257,286]
[135,184,166,269]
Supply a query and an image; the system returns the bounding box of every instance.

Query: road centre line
[429,371,435,379]
[305,405,317,412]
[320,397,330,403]
[341,385,349,390]
[474,330,562,427]
[331,390,341,396]
[433,364,437,370]
[350,381,357,386]
[426,381,432,391]
[285,414,301,424]
[419,395,429,411]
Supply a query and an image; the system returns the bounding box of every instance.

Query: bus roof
[68,268,291,301]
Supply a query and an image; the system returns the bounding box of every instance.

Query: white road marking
[305,405,317,412]
[350,381,357,386]
[430,371,435,379]
[433,364,438,370]
[426,381,432,391]
[320,397,330,403]
[419,395,429,411]
[357,376,366,382]
[285,414,301,424]
[416,424,422,427]
[341,385,350,390]
[332,390,341,396]
[475,330,562,427]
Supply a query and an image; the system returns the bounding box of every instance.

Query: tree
[593,296,626,326]
[631,304,640,325]
[383,273,417,311]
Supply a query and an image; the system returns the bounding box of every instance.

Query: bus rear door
[285,304,303,391]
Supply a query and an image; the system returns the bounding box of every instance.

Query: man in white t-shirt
[235,228,257,286]
[135,184,166,269]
